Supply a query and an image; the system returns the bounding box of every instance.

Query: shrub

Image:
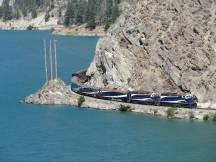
[78,96,85,107]
[203,114,209,121]
[154,109,158,116]
[166,108,177,118]
[26,25,34,30]
[45,12,50,22]
[104,23,110,31]
[189,112,195,120]
[119,105,132,112]
[213,113,216,122]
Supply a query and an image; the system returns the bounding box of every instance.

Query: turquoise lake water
[0,30,216,162]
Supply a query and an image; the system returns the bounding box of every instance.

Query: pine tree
[2,0,13,21]
[14,9,20,19]
[45,12,50,22]
[75,0,86,24]
[86,0,96,30]
[0,7,3,18]
[64,1,76,26]
[104,0,113,30]
[50,0,55,10]
[112,0,120,23]
[31,8,37,18]
[58,8,62,17]
[35,0,43,7]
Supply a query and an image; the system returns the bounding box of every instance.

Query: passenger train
[71,81,197,108]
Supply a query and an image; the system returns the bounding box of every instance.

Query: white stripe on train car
[82,92,98,95]
[99,91,109,93]
[160,100,187,104]
[101,95,128,98]
[132,98,153,101]
[131,94,150,97]
[160,96,182,99]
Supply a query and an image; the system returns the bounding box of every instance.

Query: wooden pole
[43,40,48,82]
[49,39,53,80]
[54,40,58,80]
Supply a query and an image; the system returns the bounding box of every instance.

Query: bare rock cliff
[86,0,216,106]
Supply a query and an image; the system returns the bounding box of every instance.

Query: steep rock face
[86,0,216,105]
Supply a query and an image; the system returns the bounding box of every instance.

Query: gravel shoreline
[0,19,105,36]
[24,80,216,121]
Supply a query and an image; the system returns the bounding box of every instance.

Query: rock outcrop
[25,80,76,105]
[85,0,216,107]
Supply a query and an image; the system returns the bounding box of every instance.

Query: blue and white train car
[130,93,161,105]
[76,87,99,97]
[97,91,128,102]
[160,95,196,108]
[71,84,128,102]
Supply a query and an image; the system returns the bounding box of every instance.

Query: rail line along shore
[24,79,216,121]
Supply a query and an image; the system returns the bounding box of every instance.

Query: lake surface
[0,30,216,162]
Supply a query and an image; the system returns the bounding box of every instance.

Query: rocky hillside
[85,0,216,106]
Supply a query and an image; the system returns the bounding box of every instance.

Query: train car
[130,93,160,105]
[160,95,197,108]
[76,87,99,97]
[97,91,128,102]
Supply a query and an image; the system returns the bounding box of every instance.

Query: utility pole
[54,39,58,80]
[49,39,53,80]
[43,40,48,82]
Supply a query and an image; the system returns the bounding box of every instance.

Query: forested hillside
[64,0,120,30]
[0,0,130,30]
[0,0,50,21]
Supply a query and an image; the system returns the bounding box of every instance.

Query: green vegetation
[188,111,195,120]
[78,96,85,107]
[0,0,122,30]
[66,27,78,36]
[119,105,132,112]
[64,0,120,30]
[0,0,13,21]
[26,25,34,30]
[153,109,158,116]
[13,0,49,16]
[31,8,37,18]
[203,114,209,121]
[166,108,177,119]
[213,113,216,122]
[0,0,53,21]
[45,12,50,22]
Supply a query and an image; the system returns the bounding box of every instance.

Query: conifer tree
[75,0,86,24]
[0,7,3,18]
[86,0,96,30]
[112,0,120,23]
[31,8,37,18]
[64,1,76,26]
[2,0,13,21]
